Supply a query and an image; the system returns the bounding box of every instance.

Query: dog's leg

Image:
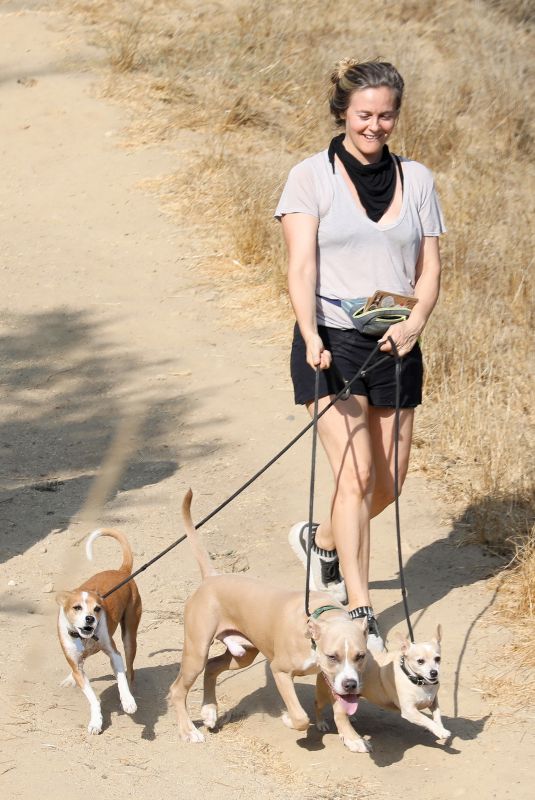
[169,631,214,743]
[201,647,259,730]
[100,629,137,716]
[60,672,76,688]
[270,664,309,731]
[430,694,451,739]
[68,660,103,734]
[332,698,371,753]
[401,702,450,739]
[314,672,332,733]
[121,594,142,685]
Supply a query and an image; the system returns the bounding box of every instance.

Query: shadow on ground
[0,308,228,561]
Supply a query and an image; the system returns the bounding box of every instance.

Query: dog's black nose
[430,669,438,679]
[85,615,95,624]
[342,678,358,693]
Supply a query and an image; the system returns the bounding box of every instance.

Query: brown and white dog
[168,490,370,753]
[56,529,142,734]
[359,626,450,740]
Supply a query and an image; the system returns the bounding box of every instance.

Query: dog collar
[309,604,345,620]
[68,629,99,642]
[399,656,437,686]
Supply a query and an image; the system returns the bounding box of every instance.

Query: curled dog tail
[85,528,134,574]
[182,488,218,579]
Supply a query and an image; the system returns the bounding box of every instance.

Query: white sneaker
[288,522,348,605]
[366,618,385,653]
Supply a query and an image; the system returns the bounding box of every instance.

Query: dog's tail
[182,488,218,579]
[85,528,134,574]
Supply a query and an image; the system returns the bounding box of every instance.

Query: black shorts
[290,323,423,407]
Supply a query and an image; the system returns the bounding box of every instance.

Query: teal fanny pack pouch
[340,298,412,337]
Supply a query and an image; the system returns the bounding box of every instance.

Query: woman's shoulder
[396,156,436,186]
[287,150,330,180]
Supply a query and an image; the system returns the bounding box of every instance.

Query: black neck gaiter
[328,133,397,222]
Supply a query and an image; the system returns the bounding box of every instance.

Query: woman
[275,59,445,650]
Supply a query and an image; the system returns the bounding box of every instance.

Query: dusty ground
[0,5,533,799]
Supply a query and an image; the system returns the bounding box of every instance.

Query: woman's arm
[282,213,331,370]
[380,235,442,355]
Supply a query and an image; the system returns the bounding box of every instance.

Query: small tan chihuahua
[358,625,450,741]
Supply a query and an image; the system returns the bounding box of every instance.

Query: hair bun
[332,58,359,83]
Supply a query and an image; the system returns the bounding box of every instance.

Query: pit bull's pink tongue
[338,694,359,715]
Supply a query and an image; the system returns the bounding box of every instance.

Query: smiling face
[342,86,399,165]
[311,617,368,713]
[403,639,442,684]
[56,589,104,639]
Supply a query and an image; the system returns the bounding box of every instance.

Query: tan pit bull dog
[357,626,450,741]
[168,489,371,753]
[56,529,142,734]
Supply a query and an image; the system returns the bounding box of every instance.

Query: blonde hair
[329,59,404,126]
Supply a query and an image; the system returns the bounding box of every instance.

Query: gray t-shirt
[275,150,446,328]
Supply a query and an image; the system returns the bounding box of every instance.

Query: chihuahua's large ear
[306,618,322,642]
[55,590,72,607]
[392,629,410,653]
[434,624,442,644]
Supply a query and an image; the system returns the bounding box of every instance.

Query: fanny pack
[319,293,414,338]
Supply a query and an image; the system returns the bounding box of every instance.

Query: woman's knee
[334,463,375,500]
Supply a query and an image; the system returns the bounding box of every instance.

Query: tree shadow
[0,308,228,562]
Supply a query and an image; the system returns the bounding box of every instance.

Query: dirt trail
[0,6,532,799]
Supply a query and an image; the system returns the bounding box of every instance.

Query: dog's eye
[73,605,82,611]
[355,653,366,662]
[417,658,425,665]
[327,654,338,663]
[93,606,101,614]
[435,656,441,663]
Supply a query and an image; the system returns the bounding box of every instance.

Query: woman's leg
[368,407,415,518]
[310,394,375,610]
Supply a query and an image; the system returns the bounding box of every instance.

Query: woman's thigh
[308,394,374,493]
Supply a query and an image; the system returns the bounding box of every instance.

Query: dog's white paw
[181,725,205,743]
[121,696,137,715]
[61,674,76,688]
[316,719,331,733]
[281,711,309,731]
[436,727,451,740]
[87,717,103,735]
[341,735,371,753]
[201,704,218,729]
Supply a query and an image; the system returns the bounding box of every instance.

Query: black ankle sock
[309,527,338,561]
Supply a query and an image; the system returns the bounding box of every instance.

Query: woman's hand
[305,333,332,370]
[379,320,421,356]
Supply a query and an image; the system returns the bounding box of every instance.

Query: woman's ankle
[313,522,336,552]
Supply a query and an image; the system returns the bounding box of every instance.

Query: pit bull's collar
[400,655,438,686]
[68,629,99,642]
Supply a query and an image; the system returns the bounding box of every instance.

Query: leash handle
[388,336,414,643]
[305,367,320,618]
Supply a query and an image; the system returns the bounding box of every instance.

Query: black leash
[303,337,414,643]
[101,341,393,600]
[304,368,320,618]
[390,338,414,642]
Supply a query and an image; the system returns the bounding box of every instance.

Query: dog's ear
[55,591,71,607]
[306,618,322,642]
[392,629,410,652]
[433,624,442,644]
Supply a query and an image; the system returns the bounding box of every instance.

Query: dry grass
[61,0,535,686]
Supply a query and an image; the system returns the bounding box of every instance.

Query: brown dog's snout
[85,615,95,624]
[342,678,358,693]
